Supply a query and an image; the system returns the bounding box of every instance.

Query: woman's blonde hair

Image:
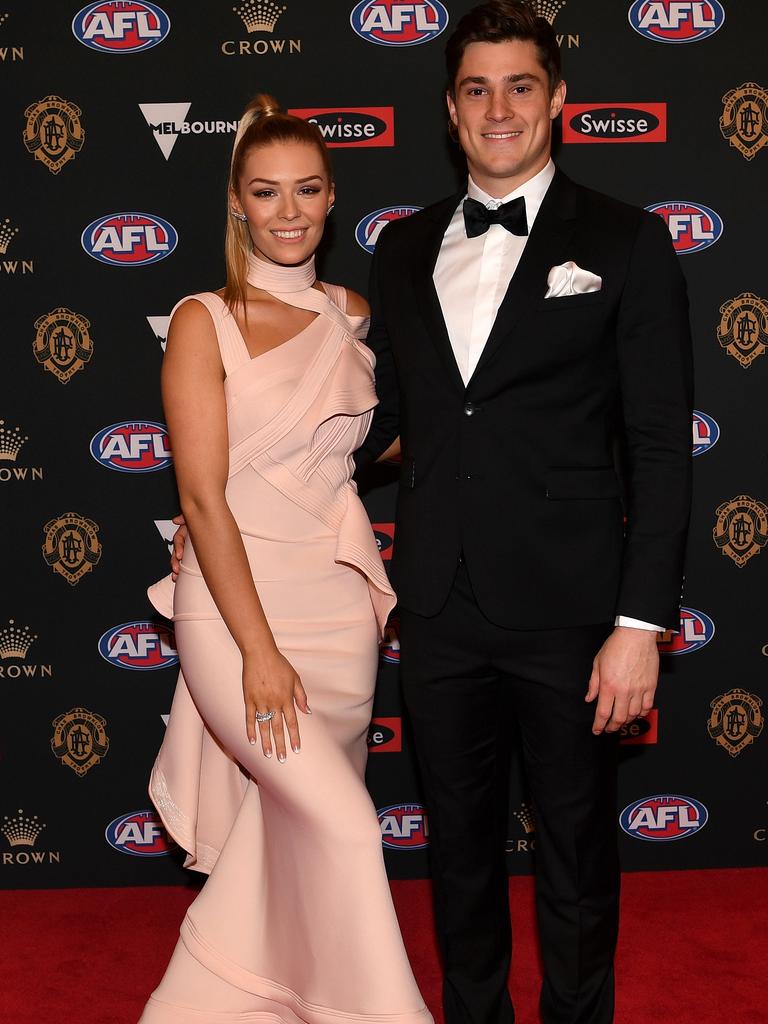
[224,94,333,314]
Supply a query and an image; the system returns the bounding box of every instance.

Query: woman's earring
[230,209,247,222]
[327,205,335,215]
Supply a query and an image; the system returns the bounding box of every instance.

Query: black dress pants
[399,562,620,1024]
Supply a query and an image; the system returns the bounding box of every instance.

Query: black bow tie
[463,195,528,238]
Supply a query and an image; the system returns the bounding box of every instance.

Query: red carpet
[1,870,765,1024]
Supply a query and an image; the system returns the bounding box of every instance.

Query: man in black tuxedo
[356,3,693,1024]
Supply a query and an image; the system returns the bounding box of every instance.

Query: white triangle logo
[161,714,170,727]
[147,315,171,351]
[139,102,191,160]
[154,519,177,552]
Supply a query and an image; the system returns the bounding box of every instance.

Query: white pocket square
[545,261,602,298]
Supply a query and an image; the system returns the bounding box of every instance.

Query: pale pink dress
[139,267,431,1024]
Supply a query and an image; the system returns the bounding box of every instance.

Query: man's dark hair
[445,1,562,96]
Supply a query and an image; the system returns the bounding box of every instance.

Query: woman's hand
[242,647,311,761]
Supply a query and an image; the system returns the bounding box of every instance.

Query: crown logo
[0,13,8,29]
[2,809,46,847]
[233,0,286,32]
[534,0,567,24]
[0,619,37,660]
[512,802,536,835]
[0,420,28,462]
[0,218,19,254]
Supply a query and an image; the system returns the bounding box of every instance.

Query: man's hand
[170,513,187,580]
[586,626,660,735]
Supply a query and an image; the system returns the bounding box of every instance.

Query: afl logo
[90,421,172,472]
[350,0,449,46]
[73,1,171,53]
[355,206,420,254]
[658,607,715,655]
[81,213,178,266]
[628,1,725,43]
[378,803,429,849]
[620,794,708,841]
[692,410,720,457]
[380,615,400,665]
[105,810,175,856]
[646,201,723,254]
[98,620,178,671]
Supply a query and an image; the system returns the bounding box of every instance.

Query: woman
[139,95,430,1024]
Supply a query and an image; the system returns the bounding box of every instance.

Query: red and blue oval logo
[81,212,178,266]
[105,810,176,856]
[628,1,725,43]
[73,1,171,53]
[355,206,420,253]
[380,615,400,665]
[646,201,723,254]
[378,803,429,849]
[98,621,178,670]
[90,421,172,472]
[692,410,720,457]
[350,0,448,46]
[658,607,715,655]
[620,794,708,841]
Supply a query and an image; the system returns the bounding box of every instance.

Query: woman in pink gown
[139,95,431,1024]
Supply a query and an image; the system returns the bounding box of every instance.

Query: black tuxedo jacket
[357,170,693,630]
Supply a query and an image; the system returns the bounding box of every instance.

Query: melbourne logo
[289,107,395,148]
[139,103,238,160]
[350,1,449,46]
[713,495,768,567]
[0,619,51,680]
[42,512,102,585]
[717,293,768,368]
[23,96,85,174]
[223,1,301,56]
[368,717,402,752]
[647,201,723,254]
[105,810,175,856]
[72,1,171,53]
[720,83,768,161]
[562,103,667,143]
[620,795,708,841]
[658,607,715,655]
[692,410,720,457]
[147,315,170,351]
[372,522,395,561]
[98,620,178,670]
[51,708,110,776]
[81,213,178,266]
[378,803,429,849]
[380,614,400,665]
[1,810,60,866]
[628,1,724,43]
[33,308,93,383]
[708,688,763,757]
[356,206,421,254]
[90,421,172,473]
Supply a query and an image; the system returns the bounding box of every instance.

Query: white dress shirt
[432,159,663,634]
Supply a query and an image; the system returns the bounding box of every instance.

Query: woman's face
[232,140,334,266]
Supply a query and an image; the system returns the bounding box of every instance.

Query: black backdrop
[2,0,767,888]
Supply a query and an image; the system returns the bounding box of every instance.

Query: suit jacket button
[464,402,476,416]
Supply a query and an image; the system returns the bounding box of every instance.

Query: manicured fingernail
[293,745,300,754]
[306,707,312,715]
[278,753,286,763]
[265,749,272,758]
[249,737,256,745]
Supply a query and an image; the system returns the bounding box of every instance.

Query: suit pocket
[400,456,416,489]
[537,291,606,312]
[546,467,621,500]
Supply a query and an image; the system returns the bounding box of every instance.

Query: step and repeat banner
[2,0,766,887]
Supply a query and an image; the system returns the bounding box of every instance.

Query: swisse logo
[90,421,172,472]
[372,522,395,561]
[693,410,720,457]
[368,717,402,752]
[378,803,429,849]
[356,206,420,254]
[380,615,400,665]
[350,0,449,46]
[73,1,171,53]
[81,213,178,266]
[647,201,723,254]
[620,794,708,841]
[628,1,724,43]
[105,810,175,856]
[98,621,178,670]
[619,708,659,745]
[562,103,667,143]
[658,607,715,655]
[289,107,395,148]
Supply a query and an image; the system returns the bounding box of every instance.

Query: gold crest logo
[33,308,93,383]
[708,689,764,757]
[51,708,109,776]
[42,512,102,585]
[23,95,84,174]
[535,0,567,24]
[717,293,768,369]
[720,82,768,161]
[713,494,768,567]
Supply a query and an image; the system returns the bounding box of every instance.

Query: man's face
[446,39,566,196]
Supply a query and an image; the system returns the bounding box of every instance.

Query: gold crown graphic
[534,0,567,24]
[0,619,37,660]
[0,13,8,29]
[2,809,46,847]
[512,802,536,835]
[0,218,18,254]
[233,0,286,32]
[0,420,28,462]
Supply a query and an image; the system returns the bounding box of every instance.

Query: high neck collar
[246,251,316,294]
